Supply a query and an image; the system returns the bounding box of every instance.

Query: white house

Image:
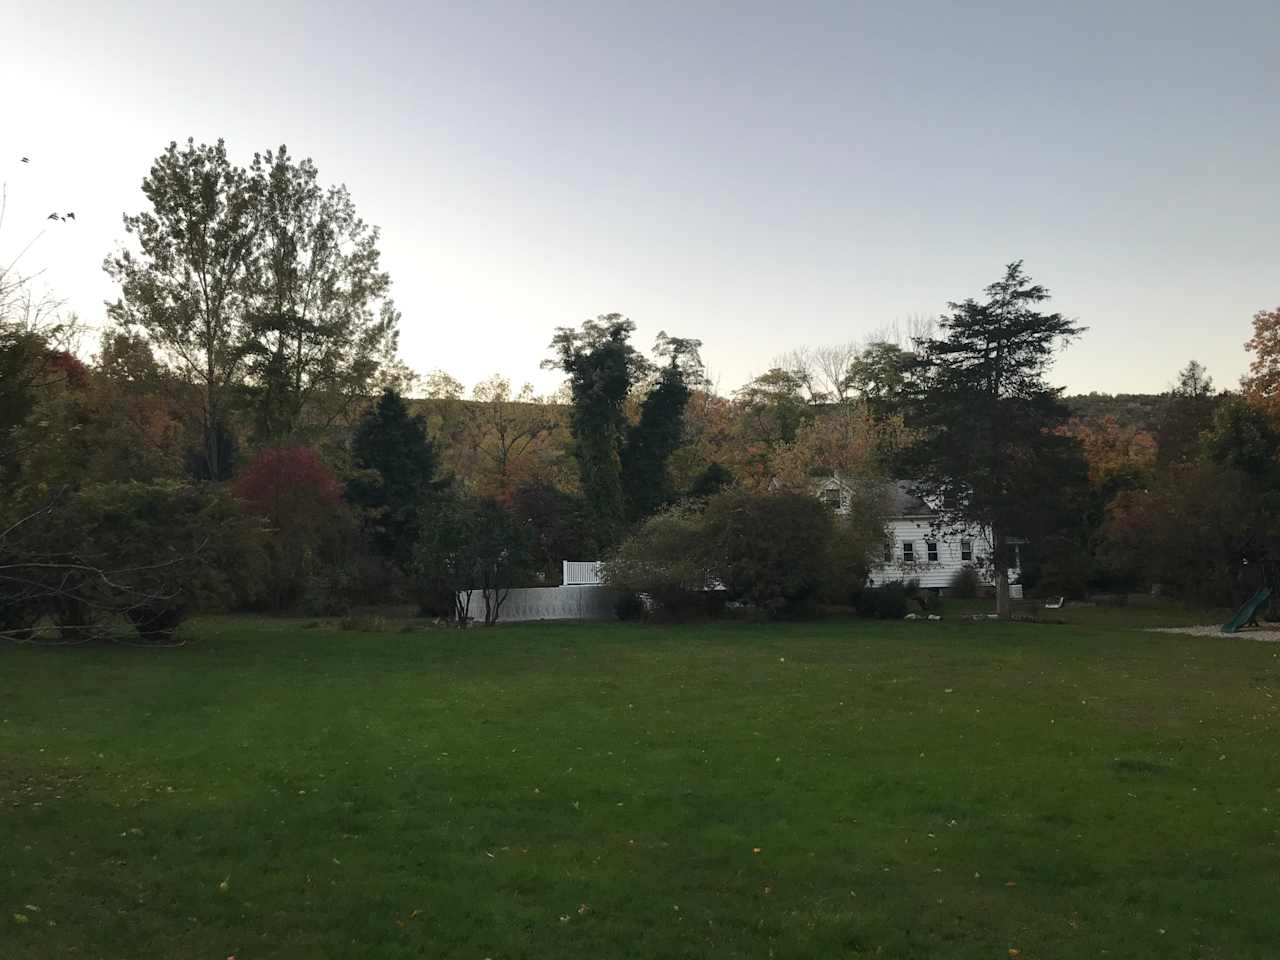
[813,477,1020,593]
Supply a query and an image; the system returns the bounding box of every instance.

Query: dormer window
[820,488,842,509]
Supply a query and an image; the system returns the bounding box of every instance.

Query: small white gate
[561,560,603,586]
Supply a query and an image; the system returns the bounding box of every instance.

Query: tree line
[3,137,1278,640]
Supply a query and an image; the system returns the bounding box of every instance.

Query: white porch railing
[562,560,603,586]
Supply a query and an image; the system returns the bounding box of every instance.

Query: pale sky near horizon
[5,0,1278,398]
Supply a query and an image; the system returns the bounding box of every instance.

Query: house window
[902,541,915,563]
[960,540,973,562]
[820,488,842,509]
[926,541,939,562]
[882,541,892,562]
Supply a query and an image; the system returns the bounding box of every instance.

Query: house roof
[887,480,933,517]
[817,475,935,518]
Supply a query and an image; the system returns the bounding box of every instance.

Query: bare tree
[2,184,82,484]
[863,314,936,351]
[771,347,829,403]
[772,341,877,404]
[464,375,560,496]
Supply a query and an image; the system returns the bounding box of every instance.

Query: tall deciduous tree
[106,140,403,471]
[509,482,597,582]
[412,494,533,625]
[461,376,560,499]
[1242,307,1280,417]
[246,146,399,441]
[843,340,917,417]
[544,315,649,544]
[734,367,815,446]
[1155,360,1217,466]
[105,139,259,481]
[906,261,1085,617]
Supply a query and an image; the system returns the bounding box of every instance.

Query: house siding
[869,517,993,590]
[810,476,1017,592]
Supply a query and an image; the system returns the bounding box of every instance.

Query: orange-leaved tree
[1242,306,1280,419]
[232,445,345,608]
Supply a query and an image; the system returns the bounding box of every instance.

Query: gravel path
[1148,625,1280,642]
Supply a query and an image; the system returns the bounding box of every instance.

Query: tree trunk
[455,589,472,627]
[993,526,1011,618]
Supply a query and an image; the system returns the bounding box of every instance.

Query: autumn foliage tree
[1061,416,1157,496]
[459,376,561,499]
[232,445,344,608]
[1242,306,1280,419]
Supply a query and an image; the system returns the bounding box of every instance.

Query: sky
[4,0,1278,398]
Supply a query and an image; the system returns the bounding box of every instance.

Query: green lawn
[2,610,1278,959]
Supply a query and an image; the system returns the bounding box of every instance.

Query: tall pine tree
[906,261,1085,617]
[347,388,446,569]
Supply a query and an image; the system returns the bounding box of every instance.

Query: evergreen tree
[906,261,1086,617]
[842,340,918,418]
[346,388,445,568]
[621,333,703,521]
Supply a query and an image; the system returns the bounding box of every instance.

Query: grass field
[3,607,1279,958]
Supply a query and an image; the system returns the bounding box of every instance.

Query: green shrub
[1,481,263,643]
[614,592,646,621]
[948,565,980,599]
[819,524,874,606]
[703,491,834,619]
[0,595,40,642]
[125,603,187,644]
[858,581,909,619]
[53,596,98,642]
[301,574,353,617]
[915,590,943,614]
[601,505,716,619]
